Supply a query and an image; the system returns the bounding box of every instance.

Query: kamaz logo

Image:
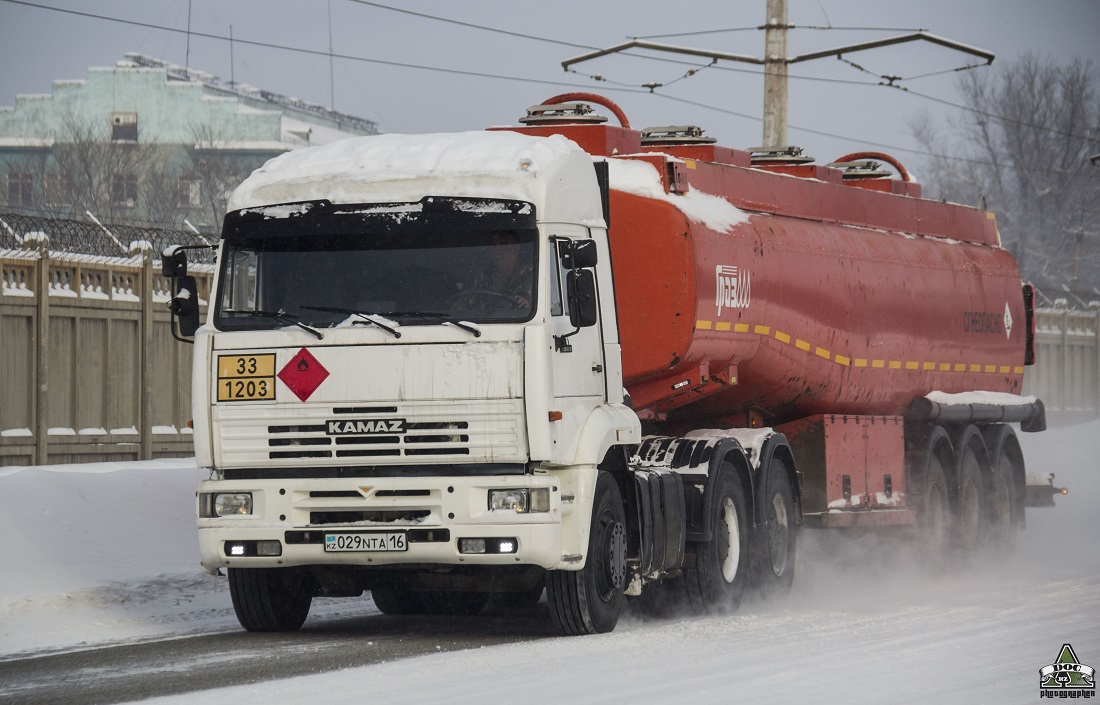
[326,419,407,435]
[716,265,751,315]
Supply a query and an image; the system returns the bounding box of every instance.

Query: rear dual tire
[755,459,797,596]
[679,462,751,613]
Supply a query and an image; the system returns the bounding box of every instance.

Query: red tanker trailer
[165,93,1056,636]
[502,93,1045,532]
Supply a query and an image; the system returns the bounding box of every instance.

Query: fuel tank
[503,95,1030,428]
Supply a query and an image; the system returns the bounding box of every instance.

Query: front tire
[229,567,313,632]
[546,471,627,635]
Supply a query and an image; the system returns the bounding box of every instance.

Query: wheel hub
[720,497,740,583]
[769,493,790,577]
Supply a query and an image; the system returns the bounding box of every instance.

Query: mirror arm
[554,326,581,352]
[555,259,586,352]
[170,325,196,345]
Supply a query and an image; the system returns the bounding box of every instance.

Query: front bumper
[197,473,567,572]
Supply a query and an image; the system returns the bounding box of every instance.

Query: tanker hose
[539,93,631,129]
[833,151,913,182]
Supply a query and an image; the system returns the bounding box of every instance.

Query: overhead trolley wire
[2,0,1094,175]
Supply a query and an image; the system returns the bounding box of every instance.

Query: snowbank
[1,420,1097,704]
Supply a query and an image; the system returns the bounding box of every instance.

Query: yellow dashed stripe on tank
[694,320,1025,375]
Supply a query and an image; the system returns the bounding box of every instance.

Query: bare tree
[16,111,182,231]
[187,123,278,230]
[3,112,284,234]
[912,55,1100,294]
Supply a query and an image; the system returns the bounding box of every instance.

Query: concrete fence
[1,236,213,466]
[1,212,1096,465]
[1023,306,1100,427]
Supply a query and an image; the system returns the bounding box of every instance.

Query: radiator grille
[214,400,525,466]
[265,419,475,460]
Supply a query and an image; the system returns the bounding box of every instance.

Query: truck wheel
[546,471,627,635]
[371,588,425,615]
[953,446,986,555]
[229,567,313,632]
[986,450,1018,552]
[917,455,951,564]
[755,458,797,596]
[682,462,749,613]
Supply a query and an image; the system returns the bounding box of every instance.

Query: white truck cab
[167,130,640,632]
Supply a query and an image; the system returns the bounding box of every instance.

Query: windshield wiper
[299,305,401,338]
[222,309,323,340]
[384,311,482,338]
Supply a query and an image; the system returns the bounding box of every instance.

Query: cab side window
[550,239,572,318]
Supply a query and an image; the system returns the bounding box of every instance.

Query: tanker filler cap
[519,102,609,125]
[748,146,814,165]
[827,159,894,180]
[640,125,717,146]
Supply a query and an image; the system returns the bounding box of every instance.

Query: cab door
[548,232,606,402]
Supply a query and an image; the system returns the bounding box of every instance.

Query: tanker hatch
[827,159,894,181]
[640,125,717,146]
[519,101,608,125]
[748,146,814,165]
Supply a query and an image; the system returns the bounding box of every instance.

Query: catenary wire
[2,0,1095,175]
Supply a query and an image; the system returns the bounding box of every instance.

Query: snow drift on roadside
[0,418,1097,704]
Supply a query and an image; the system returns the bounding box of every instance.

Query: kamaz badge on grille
[326,419,407,435]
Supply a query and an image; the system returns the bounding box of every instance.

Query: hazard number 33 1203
[217,354,276,402]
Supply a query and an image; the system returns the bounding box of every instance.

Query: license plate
[324,532,407,552]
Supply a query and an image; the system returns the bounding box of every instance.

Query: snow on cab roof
[227,130,588,212]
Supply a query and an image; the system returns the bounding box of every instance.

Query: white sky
[0,0,1098,173]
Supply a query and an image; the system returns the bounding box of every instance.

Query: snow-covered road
[2,420,1097,704]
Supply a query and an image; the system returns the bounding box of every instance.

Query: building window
[6,172,33,207]
[111,174,138,207]
[111,112,138,142]
[44,173,71,207]
[177,178,202,208]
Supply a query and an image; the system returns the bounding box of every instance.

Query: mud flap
[633,471,687,574]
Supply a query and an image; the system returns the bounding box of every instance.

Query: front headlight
[213,492,253,516]
[488,488,550,513]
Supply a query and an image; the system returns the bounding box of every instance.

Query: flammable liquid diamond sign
[277,348,330,402]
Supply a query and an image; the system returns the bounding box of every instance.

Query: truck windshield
[214,198,538,331]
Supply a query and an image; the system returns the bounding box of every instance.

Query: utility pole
[762,0,789,147]
[562,2,994,149]
[328,0,336,111]
[185,0,192,69]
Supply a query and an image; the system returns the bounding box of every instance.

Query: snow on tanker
[163,94,1057,635]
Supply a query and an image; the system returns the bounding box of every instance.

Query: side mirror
[567,269,598,328]
[168,275,201,339]
[162,245,188,278]
[560,239,598,269]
